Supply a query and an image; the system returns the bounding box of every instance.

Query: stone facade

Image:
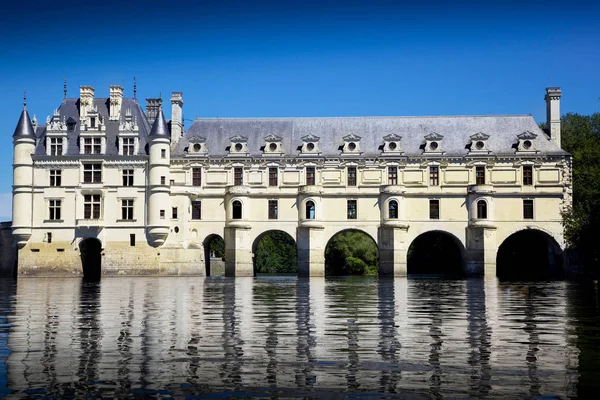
[8,86,571,277]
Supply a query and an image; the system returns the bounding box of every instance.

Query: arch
[251,230,297,275]
[203,234,225,276]
[388,199,399,219]
[325,229,379,276]
[232,200,242,219]
[407,230,466,276]
[476,199,487,219]
[496,228,564,280]
[305,200,315,220]
[79,238,102,281]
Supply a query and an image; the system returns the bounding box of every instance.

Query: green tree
[255,231,298,273]
[209,236,225,259]
[325,231,379,275]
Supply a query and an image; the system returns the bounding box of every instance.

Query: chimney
[170,92,184,146]
[109,85,124,121]
[545,87,562,148]
[145,98,162,123]
[79,86,95,122]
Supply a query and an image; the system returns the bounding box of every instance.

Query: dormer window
[187,133,207,156]
[300,134,321,155]
[341,134,362,154]
[516,131,538,153]
[382,133,403,154]
[90,117,96,128]
[263,134,283,156]
[229,135,248,155]
[469,132,490,153]
[423,133,444,154]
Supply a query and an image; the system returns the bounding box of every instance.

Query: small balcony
[76,218,104,228]
[298,185,323,196]
[225,185,251,196]
[468,184,494,194]
[379,185,405,195]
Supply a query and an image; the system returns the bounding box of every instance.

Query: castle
[9,85,571,278]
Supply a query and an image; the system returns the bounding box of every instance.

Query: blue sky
[0,0,599,219]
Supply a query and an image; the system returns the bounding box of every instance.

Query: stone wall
[0,222,16,277]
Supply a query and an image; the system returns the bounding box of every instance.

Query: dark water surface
[0,277,599,399]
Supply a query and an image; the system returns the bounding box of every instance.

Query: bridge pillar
[224,225,253,277]
[297,226,325,276]
[466,226,497,277]
[378,225,409,276]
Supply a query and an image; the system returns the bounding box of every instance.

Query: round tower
[147,107,171,247]
[12,95,36,248]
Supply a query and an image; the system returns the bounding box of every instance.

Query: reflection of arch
[251,230,297,275]
[407,230,466,276]
[232,200,242,219]
[305,200,315,219]
[476,199,487,219]
[325,229,379,276]
[79,238,102,281]
[203,234,225,276]
[496,228,563,280]
[388,200,398,219]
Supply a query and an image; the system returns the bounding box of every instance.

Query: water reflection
[0,277,596,397]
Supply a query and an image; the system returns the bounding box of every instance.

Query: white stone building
[9,86,571,278]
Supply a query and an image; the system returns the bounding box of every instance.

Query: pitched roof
[174,115,567,157]
[13,108,36,138]
[148,108,170,139]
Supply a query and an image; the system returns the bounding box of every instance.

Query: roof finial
[159,91,162,100]
[133,76,137,101]
[63,77,67,100]
[23,91,27,110]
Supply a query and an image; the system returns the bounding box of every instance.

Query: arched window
[388,200,398,219]
[232,200,242,220]
[306,201,315,219]
[477,200,487,219]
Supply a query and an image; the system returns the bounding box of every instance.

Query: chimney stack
[545,87,562,148]
[145,98,162,123]
[79,86,95,122]
[170,92,184,147]
[109,85,124,121]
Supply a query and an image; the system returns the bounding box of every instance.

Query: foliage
[209,237,224,259]
[325,231,378,275]
[255,231,298,273]
[558,112,600,275]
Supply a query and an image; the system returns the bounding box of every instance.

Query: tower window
[347,200,357,219]
[172,207,178,219]
[477,200,487,219]
[476,166,486,185]
[306,200,315,219]
[429,199,440,219]
[269,167,278,186]
[388,167,398,185]
[347,167,357,186]
[234,167,243,185]
[523,166,533,185]
[160,176,166,185]
[192,200,201,220]
[268,200,278,219]
[232,200,242,220]
[50,170,62,187]
[430,166,439,186]
[306,167,315,185]
[388,200,398,219]
[160,209,165,219]
[161,149,166,159]
[122,169,134,187]
[523,199,534,219]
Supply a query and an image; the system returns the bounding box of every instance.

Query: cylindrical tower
[147,107,171,247]
[12,97,36,248]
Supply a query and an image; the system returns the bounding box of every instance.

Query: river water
[0,276,599,398]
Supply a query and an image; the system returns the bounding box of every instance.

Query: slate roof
[148,108,170,138]
[13,108,36,138]
[33,98,152,156]
[174,115,567,158]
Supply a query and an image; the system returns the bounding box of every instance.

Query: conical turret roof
[13,107,36,138]
[148,107,170,139]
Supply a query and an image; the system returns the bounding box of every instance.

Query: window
[430,166,439,186]
[130,234,135,247]
[306,167,315,185]
[347,167,357,186]
[172,207,178,219]
[268,200,278,219]
[523,199,534,219]
[121,199,134,220]
[90,117,96,128]
[122,169,134,187]
[83,137,102,154]
[347,200,357,219]
[388,167,398,185]
[429,199,440,219]
[160,210,165,219]
[160,176,166,185]
[49,138,63,156]
[269,167,278,186]
[83,163,102,183]
[234,167,243,185]
[306,200,315,219]
[83,194,101,219]
[192,200,201,220]
[388,200,398,219]
[161,149,166,159]
[477,200,487,219]
[47,232,52,244]
[49,200,61,221]
[476,166,486,185]
[50,170,61,187]
[192,167,202,186]
[122,138,135,155]
[523,166,533,186]
[232,200,242,219]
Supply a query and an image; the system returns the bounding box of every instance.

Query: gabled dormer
[423,132,444,154]
[187,132,208,156]
[45,109,68,156]
[228,135,249,156]
[300,134,321,155]
[118,108,140,156]
[263,134,283,156]
[469,132,491,154]
[341,133,362,155]
[382,133,403,155]
[516,131,538,153]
